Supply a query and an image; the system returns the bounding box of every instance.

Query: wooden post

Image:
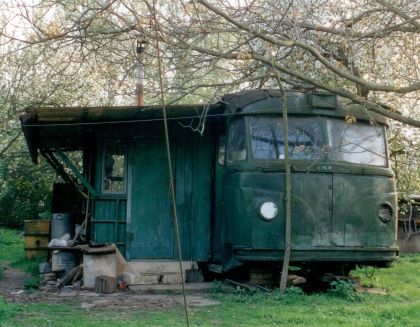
[276,75,292,294]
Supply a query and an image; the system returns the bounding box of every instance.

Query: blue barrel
[52,250,77,275]
[51,213,73,239]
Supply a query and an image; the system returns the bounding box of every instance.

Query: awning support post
[54,148,98,197]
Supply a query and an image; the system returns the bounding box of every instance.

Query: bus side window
[218,136,226,165]
[227,118,247,162]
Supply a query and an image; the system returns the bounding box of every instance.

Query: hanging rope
[151,2,190,326]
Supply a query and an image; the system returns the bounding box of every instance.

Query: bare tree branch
[197,0,420,94]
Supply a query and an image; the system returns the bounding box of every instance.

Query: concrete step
[125,260,196,285]
[129,282,234,294]
[128,260,193,274]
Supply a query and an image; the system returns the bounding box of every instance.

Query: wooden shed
[20,104,224,268]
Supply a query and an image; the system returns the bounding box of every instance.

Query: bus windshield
[326,119,386,166]
[246,116,387,167]
[250,117,324,161]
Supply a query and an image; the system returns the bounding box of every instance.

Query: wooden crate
[94,276,117,294]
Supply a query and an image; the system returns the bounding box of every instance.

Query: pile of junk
[24,212,131,294]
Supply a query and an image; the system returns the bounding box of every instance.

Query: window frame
[101,140,128,194]
[326,119,388,167]
[226,117,248,164]
[225,114,389,168]
[248,115,325,162]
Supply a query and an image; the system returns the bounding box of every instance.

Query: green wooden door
[130,141,174,259]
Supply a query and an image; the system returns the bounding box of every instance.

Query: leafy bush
[0,141,54,227]
[24,275,41,290]
[329,279,360,301]
[352,265,378,288]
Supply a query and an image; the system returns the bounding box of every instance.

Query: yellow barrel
[24,220,50,259]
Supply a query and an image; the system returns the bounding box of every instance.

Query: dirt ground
[0,262,30,296]
[6,288,220,310]
[0,263,220,309]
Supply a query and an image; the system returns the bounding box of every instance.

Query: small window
[103,141,126,192]
[227,118,247,162]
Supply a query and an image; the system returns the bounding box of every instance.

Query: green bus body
[20,89,398,273]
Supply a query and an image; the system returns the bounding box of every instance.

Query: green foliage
[284,285,305,296]
[0,228,43,290]
[0,229,24,262]
[0,298,20,324]
[352,265,378,288]
[209,280,224,294]
[0,254,418,326]
[0,140,54,227]
[388,125,420,202]
[328,279,360,302]
[23,275,41,290]
[1,229,420,326]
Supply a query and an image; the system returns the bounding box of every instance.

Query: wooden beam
[54,148,98,197]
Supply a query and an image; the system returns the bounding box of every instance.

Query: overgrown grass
[0,228,44,289]
[0,229,24,264]
[0,299,20,324]
[352,254,420,299]
[0,227,419,326]
[2,281,420,327]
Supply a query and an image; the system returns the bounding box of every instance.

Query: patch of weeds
[270,286,306,303]
[227,288,264,304]
[0,228,24,263]
[209,280,224,294]
[233,285,256,296]
[231,288,253,302]
[0,298,20,322]
[13,256,44,279]
[399,253,420,265]
[329,279,360,302]
[15,257,44,290]
[24,275,41,290]
[285,286,305,296]
[352,265,378,288]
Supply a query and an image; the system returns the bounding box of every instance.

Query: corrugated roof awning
[20,104,222,163]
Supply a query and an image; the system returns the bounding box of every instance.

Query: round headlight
[378,204,392,223]
[259,202,278,220]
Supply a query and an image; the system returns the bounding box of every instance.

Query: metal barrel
[51,250,77,274]
[51,213,72,239]
[24,220,50,259]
